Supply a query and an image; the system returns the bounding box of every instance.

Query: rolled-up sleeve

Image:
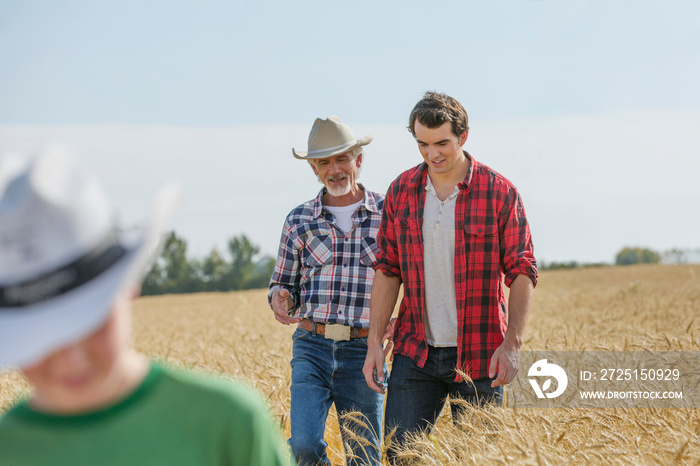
[499,188,538,288]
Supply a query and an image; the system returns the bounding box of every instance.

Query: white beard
[318,175,351,197]
[316,165,362,198]
[325,179,351,197]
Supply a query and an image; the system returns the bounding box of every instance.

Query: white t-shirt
[325,199,364,233]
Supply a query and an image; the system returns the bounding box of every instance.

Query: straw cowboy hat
[292,116,373,160]
[0,148,180,368]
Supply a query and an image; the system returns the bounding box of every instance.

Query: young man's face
[20,291,143,413]
[310,151,363,197]
[414,121,468,177]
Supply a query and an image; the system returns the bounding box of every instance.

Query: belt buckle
[325,324,351,341]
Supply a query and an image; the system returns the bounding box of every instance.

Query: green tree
[142,259,165,295]
[199,248,229,292]
[224,234,260,290]
[142,231,275,295]
[615,247,661,266]
[142,231,197,294]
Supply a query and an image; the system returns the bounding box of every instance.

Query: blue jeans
[290,327,385,466]
[384,347,503,462]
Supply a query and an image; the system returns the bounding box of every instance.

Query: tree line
[142,232,275,295]
[541,246,661,270]
[142,234,698,295]
[542,246,700,270]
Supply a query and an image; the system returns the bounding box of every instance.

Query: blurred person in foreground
[362,91,538,462]
[269,117,393,465]
[0,150,291,466]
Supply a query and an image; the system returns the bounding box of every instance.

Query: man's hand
[363,341,387,394]
[363,317,396,393]
[363,271,401,394]
[382,317,396,359]
[489,275,534,387]
[488,340,520,387]
[270,288,301,325]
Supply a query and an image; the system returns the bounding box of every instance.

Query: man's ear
[355,153,363,168]
[459,130,469,146]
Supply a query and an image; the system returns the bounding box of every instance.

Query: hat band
[0,231,127,308]
[307,140,356,155]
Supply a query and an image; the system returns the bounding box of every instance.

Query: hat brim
[0,184,181,370]
[292,134,374,160]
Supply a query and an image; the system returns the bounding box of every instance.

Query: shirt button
[441,202,444,206]
[478,228,482,233]
[344,238,349,242]
[436,220,440,224]
[343,263,348,267]
[341,287,345,292]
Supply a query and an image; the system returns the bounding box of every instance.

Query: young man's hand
[488,339,520,387]
[489,275,533,387]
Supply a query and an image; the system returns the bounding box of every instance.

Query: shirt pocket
[302,235,334,268]
[396,217,422,264]
[463,223,499,258]
[360,237,380,267]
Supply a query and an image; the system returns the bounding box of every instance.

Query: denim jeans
[290,327,385,466]
[384,347,503,462]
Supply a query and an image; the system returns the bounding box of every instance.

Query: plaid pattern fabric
[270,186,384,328]
[375,153,538,380]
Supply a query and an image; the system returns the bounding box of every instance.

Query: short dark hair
[408,91,469,137]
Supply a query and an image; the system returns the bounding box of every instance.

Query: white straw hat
[0,148,181,369]
[292,116,373,160]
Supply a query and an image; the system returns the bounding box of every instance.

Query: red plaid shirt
[375,153,538,380]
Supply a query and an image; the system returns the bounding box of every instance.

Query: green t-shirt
[0,362,292,466]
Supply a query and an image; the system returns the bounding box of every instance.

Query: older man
[269,117,390,466]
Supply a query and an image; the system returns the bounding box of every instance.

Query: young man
[269,117,392,466]
[0,150,291,466]
[363,92,538,460]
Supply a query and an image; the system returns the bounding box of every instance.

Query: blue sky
[1,1,699,263]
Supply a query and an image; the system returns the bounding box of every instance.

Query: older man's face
[311,151,362,197]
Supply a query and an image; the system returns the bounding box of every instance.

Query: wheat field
[2,264,699,464]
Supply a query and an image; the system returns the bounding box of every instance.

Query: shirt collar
[460,151,475,190]
[311,183,375,218]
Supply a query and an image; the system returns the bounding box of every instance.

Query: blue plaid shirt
[269,186,384,328]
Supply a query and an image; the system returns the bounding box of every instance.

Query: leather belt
[298,319,369,341]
